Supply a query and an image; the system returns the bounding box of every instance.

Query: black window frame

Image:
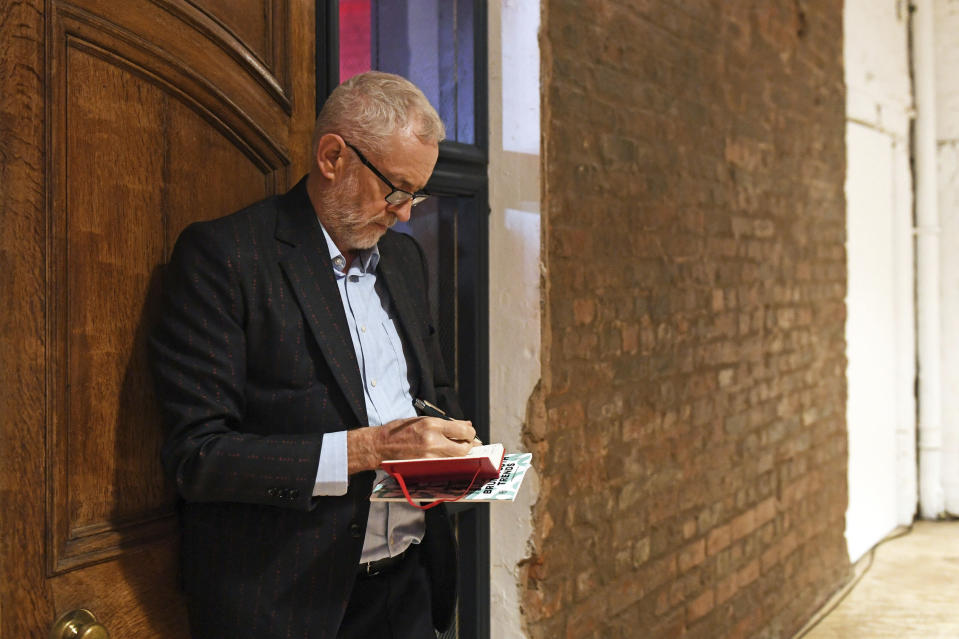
[317,3,490,638]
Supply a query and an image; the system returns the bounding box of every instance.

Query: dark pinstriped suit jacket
[150,177,461,639]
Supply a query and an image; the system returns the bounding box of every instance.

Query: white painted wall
[843,0,917,561]
[935,0,959,516]
[487,1,541,636]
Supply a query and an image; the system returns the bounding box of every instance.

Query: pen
[413,398,484,445]
[413,397,452,420]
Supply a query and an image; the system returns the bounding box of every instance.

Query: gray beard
[316,173,387,252]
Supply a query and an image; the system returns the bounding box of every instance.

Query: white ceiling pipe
[911,0,945,519]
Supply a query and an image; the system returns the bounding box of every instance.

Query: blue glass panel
[371,0,475,144]
[394,195,459,382]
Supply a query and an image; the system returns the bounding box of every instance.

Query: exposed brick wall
[524,2,850,637]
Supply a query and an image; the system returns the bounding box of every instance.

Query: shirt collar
[317,220,380,275]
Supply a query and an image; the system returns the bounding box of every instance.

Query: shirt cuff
[313,431,348,496]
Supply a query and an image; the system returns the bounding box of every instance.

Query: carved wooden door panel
[0,1,316,636]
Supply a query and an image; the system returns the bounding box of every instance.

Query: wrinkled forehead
[372,130,439,192]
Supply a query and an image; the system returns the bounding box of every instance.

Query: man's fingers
[444,439,474,458]
[441,419,475,443]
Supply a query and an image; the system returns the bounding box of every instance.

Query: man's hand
[347,416,477,474]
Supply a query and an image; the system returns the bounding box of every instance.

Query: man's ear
[315,133,345,181]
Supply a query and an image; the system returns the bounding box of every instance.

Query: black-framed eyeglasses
[343,140,431,207]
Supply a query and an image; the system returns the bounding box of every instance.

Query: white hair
[312,71,446,157]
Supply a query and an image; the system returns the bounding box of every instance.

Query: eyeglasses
[343,140,431,207]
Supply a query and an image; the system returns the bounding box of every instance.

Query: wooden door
[0,1,316,636]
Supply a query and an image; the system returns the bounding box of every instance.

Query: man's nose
[389,200,414,223]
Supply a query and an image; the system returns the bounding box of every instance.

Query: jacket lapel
[274,179,368,426]
[377,238,432,401]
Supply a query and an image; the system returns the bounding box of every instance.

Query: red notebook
[380,444,505,483]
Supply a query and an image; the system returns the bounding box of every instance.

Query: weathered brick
[528,1,849,637]
[565,593,607,639]
[716,572,739,605]
[756,497,778,525]
[737,559,761,589]
[682,518,698,540]
[730,508,757,541]
[678,539,706,573]
[706,523,732,556]
[687,589,715,623]
[572,298,596,325]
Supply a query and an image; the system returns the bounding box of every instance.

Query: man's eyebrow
[376,153,429,192]
[393,172,428,193]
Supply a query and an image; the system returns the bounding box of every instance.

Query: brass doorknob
[50,609,110,639]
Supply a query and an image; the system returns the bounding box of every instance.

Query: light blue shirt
[312,223,425,563]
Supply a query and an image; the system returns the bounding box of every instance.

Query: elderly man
[151,71,475,639]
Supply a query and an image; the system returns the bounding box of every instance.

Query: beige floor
[799,520,959,639]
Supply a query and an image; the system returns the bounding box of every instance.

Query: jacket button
[267,487,278,498]
[289,488,300,499]
[349,523,363,538]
